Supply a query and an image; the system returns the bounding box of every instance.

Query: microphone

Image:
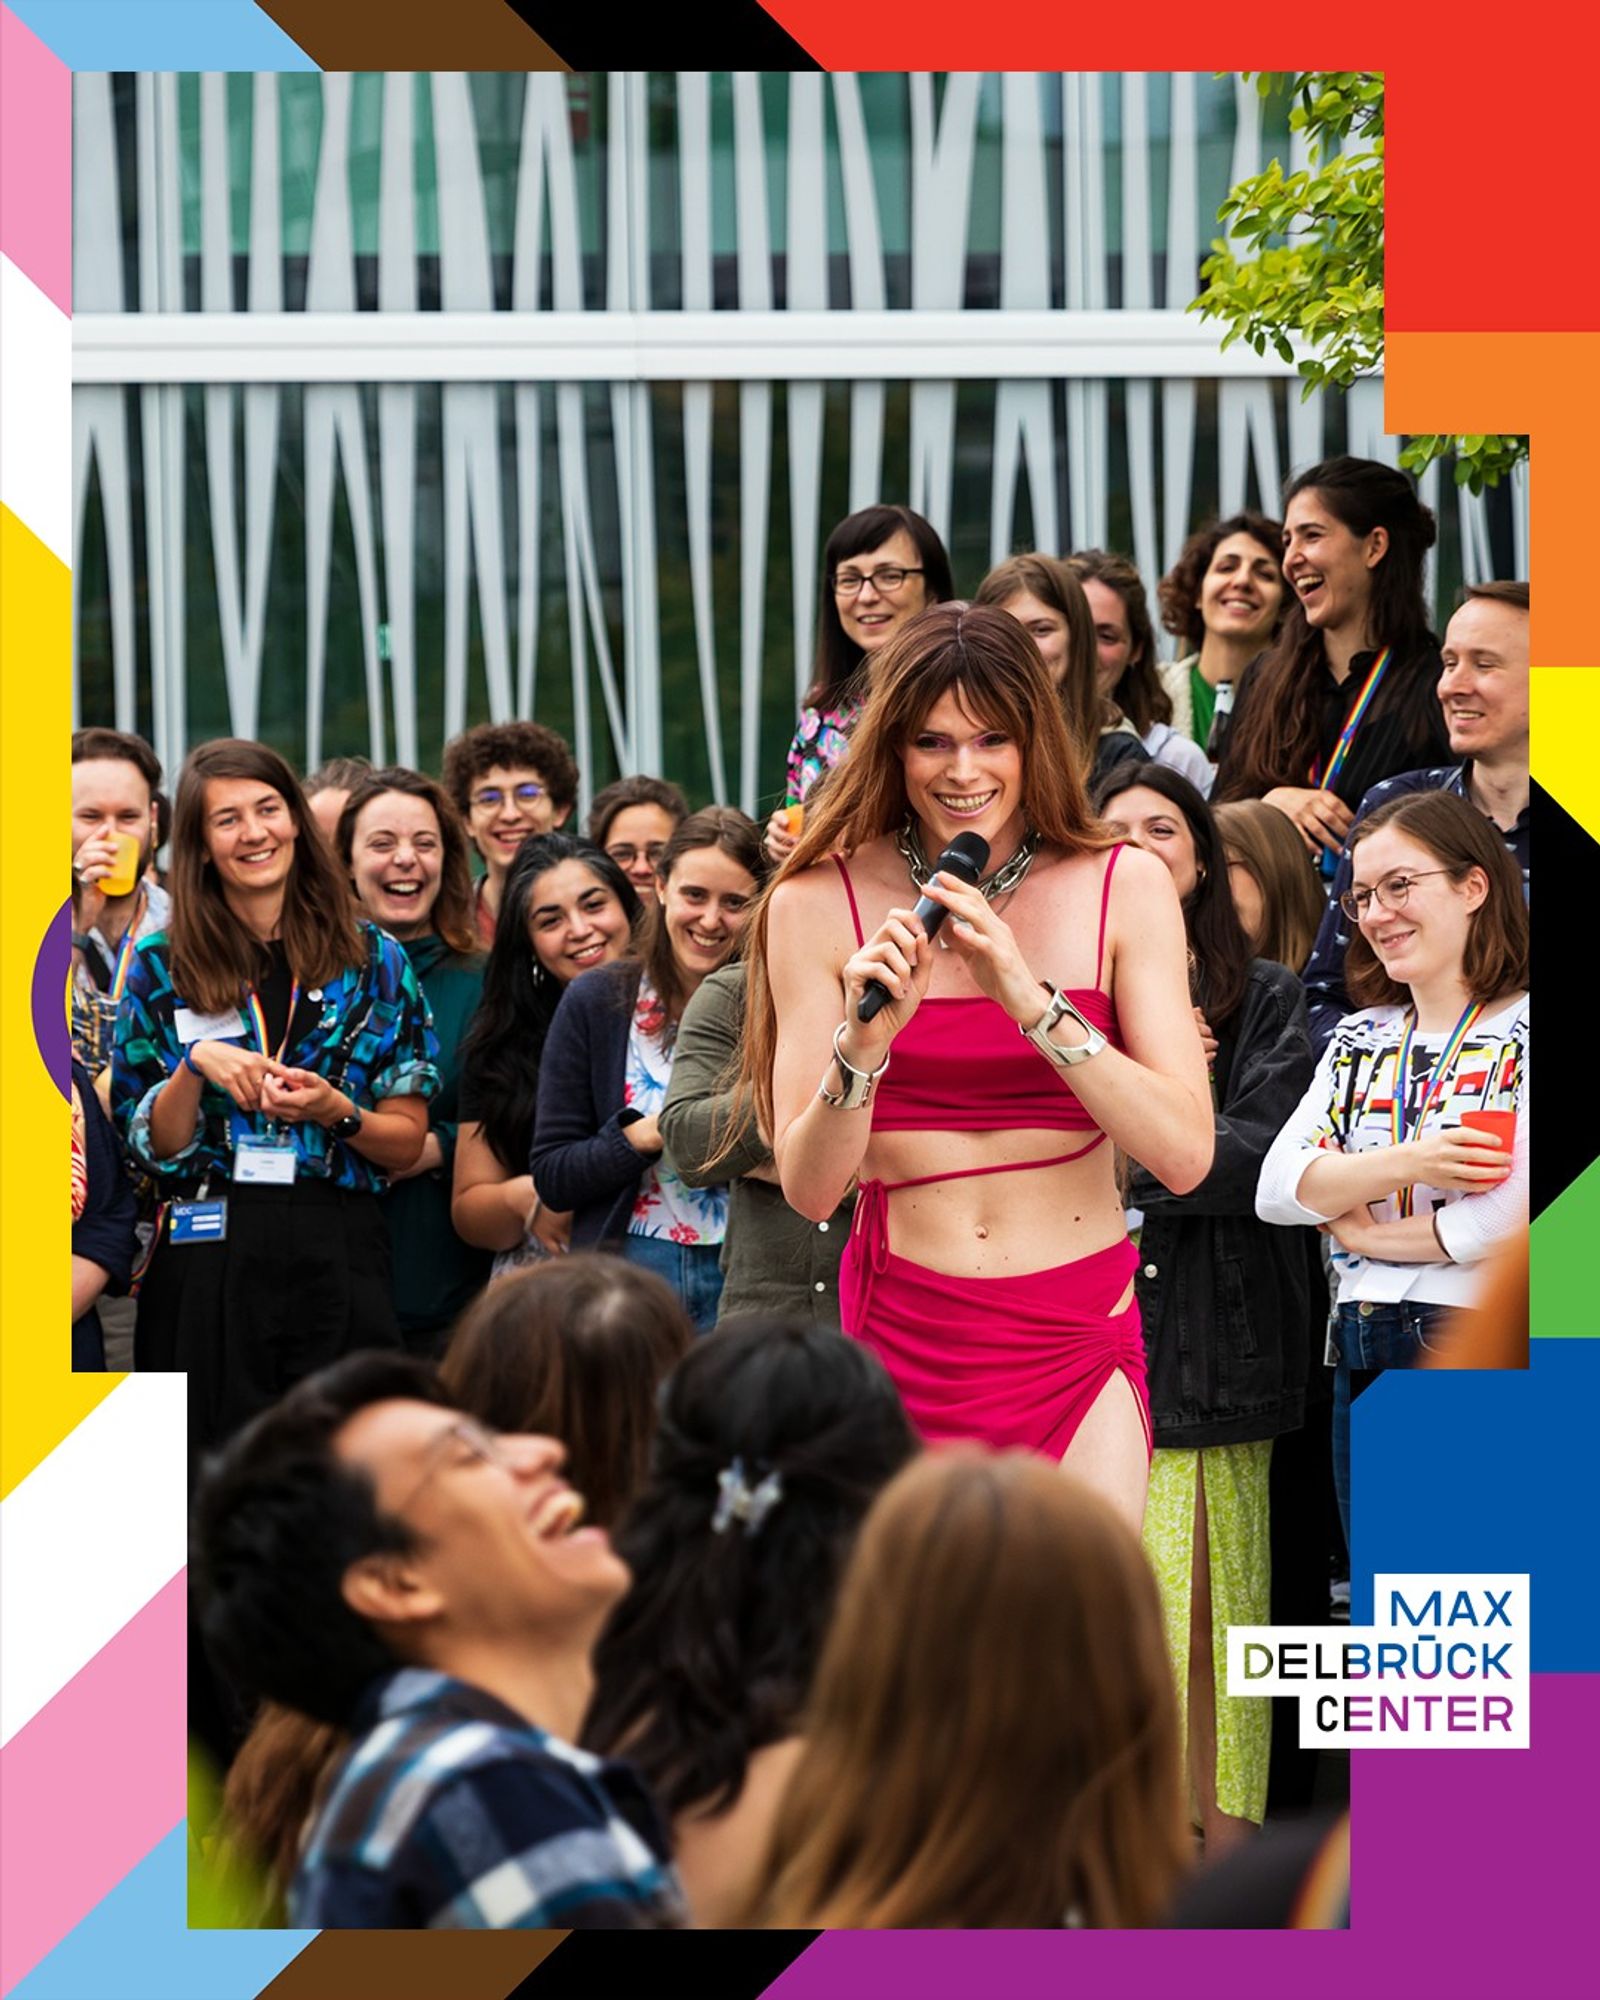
[857,832,990,1023]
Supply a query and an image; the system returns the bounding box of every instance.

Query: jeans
[1331,1298,1453,1550]
[622,1232,725,1333]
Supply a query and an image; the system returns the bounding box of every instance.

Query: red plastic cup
[1460,1109,1516,1154]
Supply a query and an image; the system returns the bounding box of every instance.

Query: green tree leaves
[1192,74,1527,493]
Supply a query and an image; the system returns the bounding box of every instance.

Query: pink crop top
[833,845,1125,1133]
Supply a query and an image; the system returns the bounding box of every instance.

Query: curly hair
[1157,512,1285,654]
[441,720,579,819]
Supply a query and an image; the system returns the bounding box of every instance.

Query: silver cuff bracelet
[1020,982,1108,1069]
[817,1021,890,1109]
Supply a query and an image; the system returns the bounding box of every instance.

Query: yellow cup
[100,832,142,898]
[783,804,805,837]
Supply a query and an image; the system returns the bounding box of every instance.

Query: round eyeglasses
[471,782,547,812]
[1339,869,1454,923]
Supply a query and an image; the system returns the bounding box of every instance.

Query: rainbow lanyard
[242,976,301,1065]
[1311,645,1393,790]
[1390,1000,1485,1215]
[107,889,146,1004]
[85,884,146,1007]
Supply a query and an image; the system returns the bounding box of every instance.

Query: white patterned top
[1256,993,1529,1308]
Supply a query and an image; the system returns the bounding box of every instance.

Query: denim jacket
[1131,958,1321,1449]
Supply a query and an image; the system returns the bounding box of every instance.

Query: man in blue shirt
[192,1352,683,1929]
[1302,581,1530,1053]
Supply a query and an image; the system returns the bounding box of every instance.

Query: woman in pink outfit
[736,603,1214,1532]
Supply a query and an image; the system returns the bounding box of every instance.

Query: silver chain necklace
[896,816,1041,905]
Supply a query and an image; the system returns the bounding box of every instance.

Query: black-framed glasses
[606,841,666,869]
[831,564,924,597]
[471,782,547,812]
[1339,869,1454,923]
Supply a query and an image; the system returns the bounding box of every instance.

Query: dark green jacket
[383,934,491,1347]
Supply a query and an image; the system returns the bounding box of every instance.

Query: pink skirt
[841,1191,1150,1461]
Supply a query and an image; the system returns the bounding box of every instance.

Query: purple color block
[766,1673,1597,1997]
[34,898,71,1101]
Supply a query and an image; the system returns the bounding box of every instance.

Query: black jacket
[531,959,650,1250]
[1130,959,1321,1450]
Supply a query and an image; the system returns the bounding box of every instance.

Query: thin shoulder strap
[832,853,865,948]
[1094,842,1123,989]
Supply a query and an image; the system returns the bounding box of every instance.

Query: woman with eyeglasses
[442,721,579,947]
[763,505,954,866]
[1258,790,1529,1543]
[452,834,645,1275]
[1214,457,1452,869]
[587,773,689,896]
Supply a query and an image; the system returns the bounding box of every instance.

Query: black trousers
[138,1178,400,1455]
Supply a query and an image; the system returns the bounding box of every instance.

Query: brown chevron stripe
[256,1930,567,2000]
[254,0,568,68]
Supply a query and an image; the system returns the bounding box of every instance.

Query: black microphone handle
[856,887,952,1023]
[853,834,989,1024]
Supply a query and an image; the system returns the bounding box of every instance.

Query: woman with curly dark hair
[1213,457,1452,869]
[584,1315,917,1926]
[1158,512,1286,756]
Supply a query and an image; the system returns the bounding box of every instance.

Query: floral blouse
[624,978,728,1245]
[785,693,865,806]
[111,922,440,1196]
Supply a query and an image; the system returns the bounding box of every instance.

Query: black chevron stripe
[504,1927,821,1998]
[499,1,821,68]
[1529,779,1568,1221]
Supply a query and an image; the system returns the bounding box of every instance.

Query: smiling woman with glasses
[1257,788,1530,1543]
[587,773,689,896]
[763,505,954,868]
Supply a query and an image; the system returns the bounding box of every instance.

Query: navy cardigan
[531,959,652,1250]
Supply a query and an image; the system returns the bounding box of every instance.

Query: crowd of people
[67,452,1530,1928]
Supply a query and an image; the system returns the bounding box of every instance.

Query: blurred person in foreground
[192,1351,685,1929]
[584,1317,917,1924]
[741,1449,1187,1928]
[216,1254,692,1922]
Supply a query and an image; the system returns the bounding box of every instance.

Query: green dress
[1143,1440,1273,1824]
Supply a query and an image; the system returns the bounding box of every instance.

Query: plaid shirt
[110,920,439,1195]
[289,1670,685,1930]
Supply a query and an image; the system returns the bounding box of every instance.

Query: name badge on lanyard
[233,1132,298,1185]
[231,973,302,1182]
[170,1199,228,1244]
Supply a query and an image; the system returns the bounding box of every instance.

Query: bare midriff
[862,1126,1127,1278]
